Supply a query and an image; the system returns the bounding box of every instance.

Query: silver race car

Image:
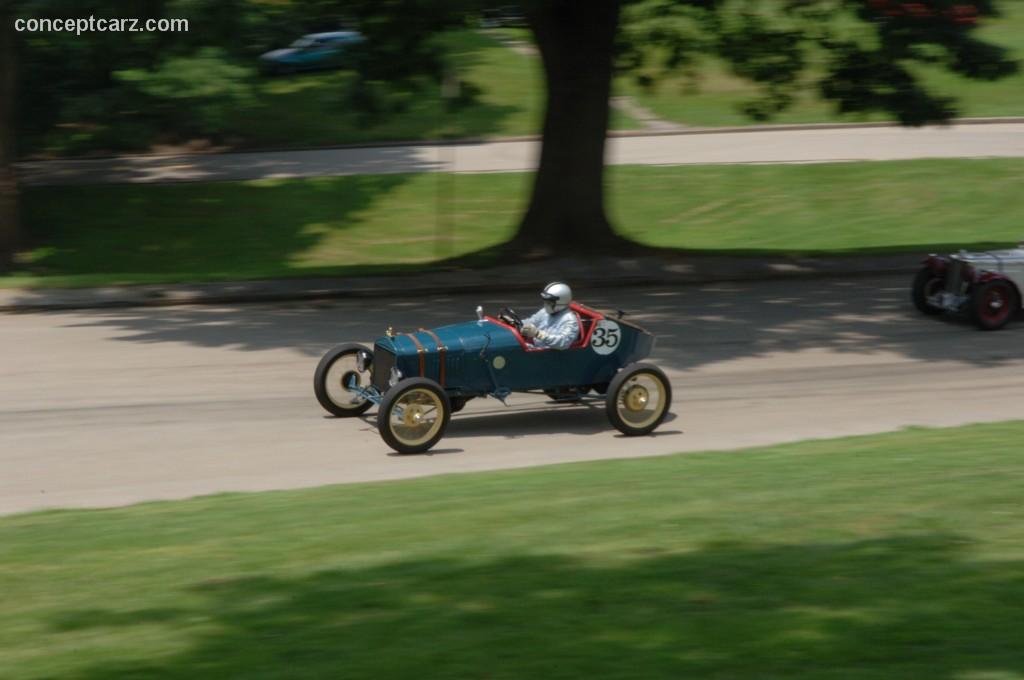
[913,246,1024,330]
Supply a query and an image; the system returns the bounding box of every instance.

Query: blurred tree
[2,0,322,264]
[341,0,1018,253]
[515,0,1018,252]
[0,0,17,268]
[2,0,1019,267]
[13,0,282,155]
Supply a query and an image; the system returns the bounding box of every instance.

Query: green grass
[2,421,1024,678]
[619,3,1024,127]
[610,159,1024,253]
[9,157,1024,288]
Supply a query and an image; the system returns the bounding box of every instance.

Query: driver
[521,282,580,350]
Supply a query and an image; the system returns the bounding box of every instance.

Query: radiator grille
[371,345,395,391]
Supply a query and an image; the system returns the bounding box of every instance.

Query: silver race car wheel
[378,378,451,454]
[606,364,672,436]
[314,344,374,417]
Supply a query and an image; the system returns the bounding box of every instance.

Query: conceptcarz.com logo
[14,16,189,35]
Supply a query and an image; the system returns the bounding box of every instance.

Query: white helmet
[541,282,572,314]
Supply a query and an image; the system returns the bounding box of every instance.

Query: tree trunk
[512,0,626,254]
[0,2,19,270]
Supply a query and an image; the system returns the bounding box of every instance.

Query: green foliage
[11,0,1022,158]
[115,48,255,135]
[619,0,1019,125]
[14,0,353,154]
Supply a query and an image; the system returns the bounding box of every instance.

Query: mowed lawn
[619,3,1024,127]
[2,421,1023,678]
[10,158,1024,287]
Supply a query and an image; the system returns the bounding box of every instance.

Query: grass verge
[619,3,1024,128]
[9,157,1024,288]
[2,420,1023,678]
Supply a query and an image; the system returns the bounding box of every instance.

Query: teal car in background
[259,31,364,75]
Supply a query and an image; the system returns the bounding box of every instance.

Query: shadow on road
[445,406,680,440]
[55,276,1024,374]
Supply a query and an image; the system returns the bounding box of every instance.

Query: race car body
[314,302,671,453]
[913,247,1024,330]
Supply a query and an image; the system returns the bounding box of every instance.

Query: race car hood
[952,248,1024,271]
[374,319,520,358]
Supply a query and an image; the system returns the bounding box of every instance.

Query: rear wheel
[606,364,672,436]
[972,280,1018,331]
[314,344,373,417]
[912,267,945,316]
[378,378,451,454]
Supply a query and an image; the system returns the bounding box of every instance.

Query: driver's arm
[522,310,543,328]
[532,312,579,350]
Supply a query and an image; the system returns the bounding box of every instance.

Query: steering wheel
[498,307,523,331]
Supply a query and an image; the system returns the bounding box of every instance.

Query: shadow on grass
[21,175,419,280]
[49,535,1024,679]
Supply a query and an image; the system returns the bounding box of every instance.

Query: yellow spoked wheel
[314,344,374,417]
[606,364,672,436]
[378,378,452,454]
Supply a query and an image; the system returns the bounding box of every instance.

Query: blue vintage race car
[314,302,672,453]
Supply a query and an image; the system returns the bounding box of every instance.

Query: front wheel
[972,280,1019,331]
[606,364,672,436]
[378,378,451,454]
[912,267,945,316]
[314,344,374,417]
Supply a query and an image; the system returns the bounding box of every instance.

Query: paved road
[3,277,1023,515]
[17,122,1024,186]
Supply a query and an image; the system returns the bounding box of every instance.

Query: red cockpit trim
[568,303,604,349]
[484,316,552,352]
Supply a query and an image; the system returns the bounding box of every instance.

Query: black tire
[544,388,584,402]
[450,396,473,413]
[971,279,1019,331]
[912,267,945,316]
[314,344,374,417]
[606,363,672,436]
[378,378,451,454]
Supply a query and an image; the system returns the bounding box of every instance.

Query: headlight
[356,351,370,372]
[388,366,403,387]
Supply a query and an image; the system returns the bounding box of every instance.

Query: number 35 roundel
[590,320,621,355]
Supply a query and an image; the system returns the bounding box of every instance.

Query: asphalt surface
[0,252,916,312]
[4,276,1023,515]
[17,122,1024,186]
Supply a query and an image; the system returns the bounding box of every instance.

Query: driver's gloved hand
[521,323,539,339]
